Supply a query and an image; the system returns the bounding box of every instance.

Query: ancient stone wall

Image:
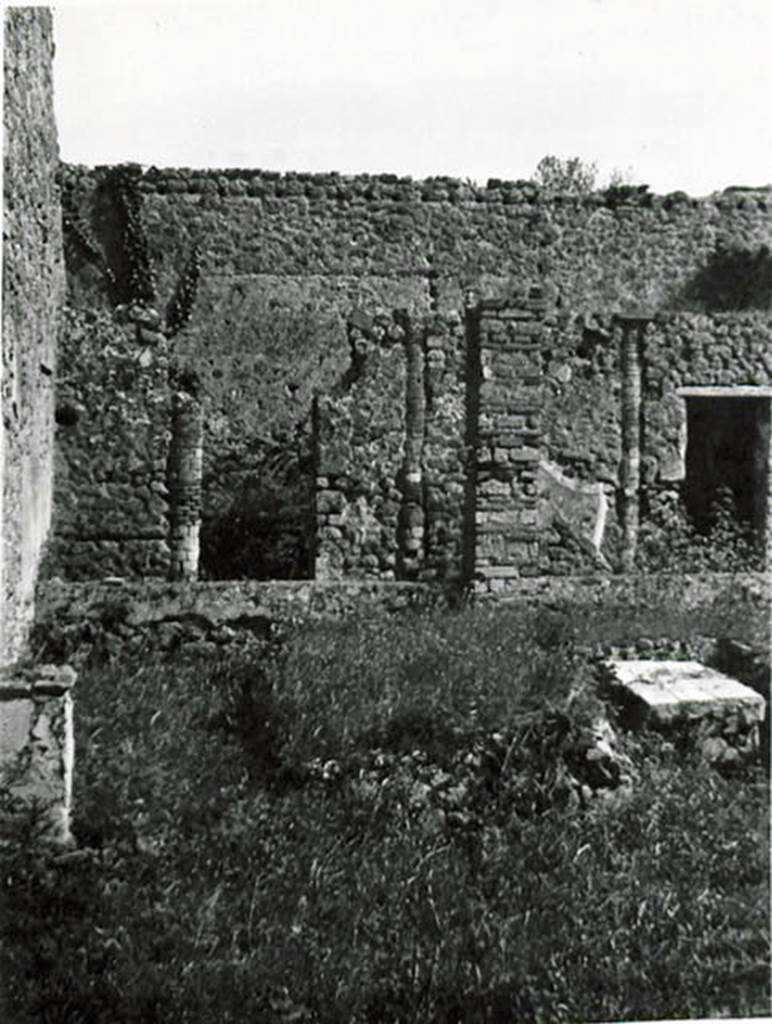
[35,571,767,666]
[2,8,65,658]
[59,167,772,323]
[55,163,772,579]
[44,306,172,580]
[314,314,408,579]
[167,389,203,580]
[637,313,772,569]
[472,294,547,589]
[1,7,73,845]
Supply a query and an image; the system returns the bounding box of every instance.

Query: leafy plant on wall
[680,241,772,312]
[534,155,598,198]
[165,244,202,338]
[61,164,200,337]
[636,486,764,573]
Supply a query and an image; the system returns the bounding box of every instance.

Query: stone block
[0,665,76,845]
[605,660,765,730]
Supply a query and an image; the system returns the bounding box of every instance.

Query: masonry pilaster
[472,290,548,591]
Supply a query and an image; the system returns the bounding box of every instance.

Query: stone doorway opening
[681,388,770,554]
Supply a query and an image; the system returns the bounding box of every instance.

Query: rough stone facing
[55,161,772,580]
[2,7,65,659]
[314,315,408,579]
[45,306,172,579]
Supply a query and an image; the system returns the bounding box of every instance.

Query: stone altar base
[0,664,76,845]
[604,659,767,767]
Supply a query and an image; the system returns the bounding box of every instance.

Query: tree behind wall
[534,156,598,197]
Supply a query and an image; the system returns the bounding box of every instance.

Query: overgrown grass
[1,605,769,1023]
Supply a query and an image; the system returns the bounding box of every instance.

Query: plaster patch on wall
[0,665,76,845]
[539,460,608,555]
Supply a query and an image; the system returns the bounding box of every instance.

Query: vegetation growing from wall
[199,428,314,580]
[165,243,202,338]
[637,487,765,574]
[533,155,598,197]
[62,164,201,328]
[680,241,772,312]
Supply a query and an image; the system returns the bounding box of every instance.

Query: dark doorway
[684,395,770,542]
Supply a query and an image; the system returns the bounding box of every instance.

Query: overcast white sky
[49,0,772,196]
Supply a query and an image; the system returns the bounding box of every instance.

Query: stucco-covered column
[167,389,204,580]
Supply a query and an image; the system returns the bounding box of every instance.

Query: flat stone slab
[606,660,766,728]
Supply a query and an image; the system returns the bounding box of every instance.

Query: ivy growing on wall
[61,166,202,336]
[165,244,201,338]
[681,242,772,312]
[60,191,116,296]
[107,164,157,304]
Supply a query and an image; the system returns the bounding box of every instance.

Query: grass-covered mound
[2,606,769,1023]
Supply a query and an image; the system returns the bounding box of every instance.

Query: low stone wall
[35,578,448,663]
[472,568,767,609]
[35,571,767,666]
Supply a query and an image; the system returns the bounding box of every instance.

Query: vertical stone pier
[167,389,204,580]
[472,290,548,591]
[0,666,76,844]
[2,8,73,843]
[618,315,647,572]
[314,313,407,579]
[397,312,426,579]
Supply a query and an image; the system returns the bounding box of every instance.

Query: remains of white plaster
[606,659,765,729]
[0,665,76,844]
[538,459,608,555]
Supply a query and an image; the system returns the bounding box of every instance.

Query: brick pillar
[472,289,547,591]
[397,312,425,579]
[167,389,203,580]
[618,316,646,572]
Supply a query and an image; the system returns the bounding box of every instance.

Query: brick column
[473,289,547,591]
[617,315,647,572]
[397,312,425,579]
[167,389,203,580]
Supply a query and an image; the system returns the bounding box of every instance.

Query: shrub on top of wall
[679,242,772,312]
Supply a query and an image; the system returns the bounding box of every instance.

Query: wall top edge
[56,162,772,211]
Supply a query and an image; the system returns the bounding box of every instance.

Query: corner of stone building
[1,7,75,845]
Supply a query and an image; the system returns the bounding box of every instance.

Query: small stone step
[605,660,766,729]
